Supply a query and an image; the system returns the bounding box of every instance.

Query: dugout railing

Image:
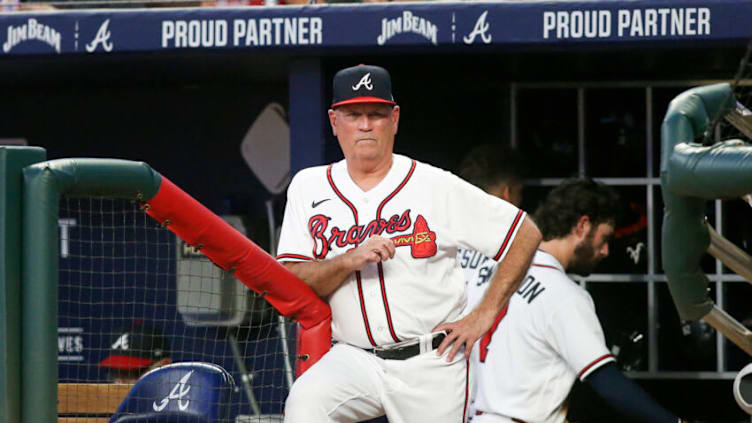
[0,148,332,423]
[661,83,752,359]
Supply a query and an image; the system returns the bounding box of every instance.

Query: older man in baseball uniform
[276,64,542,423]
[466,179,686,423]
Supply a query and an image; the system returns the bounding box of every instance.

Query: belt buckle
[430,331,447,351]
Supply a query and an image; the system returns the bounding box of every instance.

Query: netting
[57,196,291,422]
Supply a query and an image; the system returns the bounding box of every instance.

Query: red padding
[295,320,331,376]
[144,176,331,330]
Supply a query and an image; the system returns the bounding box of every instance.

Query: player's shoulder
[403,155,479,196]
[402,155,459,180]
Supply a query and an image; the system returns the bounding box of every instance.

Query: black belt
[364,333,446,360]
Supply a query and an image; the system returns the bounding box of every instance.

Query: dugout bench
[58,383,132,423]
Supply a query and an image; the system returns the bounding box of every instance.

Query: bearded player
[276,64,541,423]
[466,179,687,423]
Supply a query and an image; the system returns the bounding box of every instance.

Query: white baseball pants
[284,342,470,423]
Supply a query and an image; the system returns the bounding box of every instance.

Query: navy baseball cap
[331,64,397,108]
[99,322,169,370]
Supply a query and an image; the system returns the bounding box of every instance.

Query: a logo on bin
[153,370,194,412]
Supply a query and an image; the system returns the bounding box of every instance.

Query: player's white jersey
[277,154,526,349]
[458,248,497,316]
[466,250,614,423]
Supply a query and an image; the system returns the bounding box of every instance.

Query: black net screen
[57,197,291,422]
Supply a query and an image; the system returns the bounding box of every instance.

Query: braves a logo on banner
[463,10,492,44]
[308,210,437,259]
[86,19,114,52]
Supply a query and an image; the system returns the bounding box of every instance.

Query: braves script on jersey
[277,154,526,349]
[462,250,614,423]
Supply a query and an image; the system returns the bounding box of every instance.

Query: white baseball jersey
[277,153,526,349]
[458,247,498,315]
[463,250,615,423]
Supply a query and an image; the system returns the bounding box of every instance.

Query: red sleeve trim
[577,353,615,379]
[276,253,313,261]
[493,210,525,261]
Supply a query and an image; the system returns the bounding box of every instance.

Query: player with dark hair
[466,179,687,423]
[457,144,527,208]
[457,144,527,316]
[533,178,620,245]
[276,64,542,423]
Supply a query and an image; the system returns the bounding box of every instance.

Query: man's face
[108,358,171,384]
[108,367,147,384]
[568,222,614,276]
[328,103,399,164]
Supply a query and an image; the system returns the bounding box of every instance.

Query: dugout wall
[0,147,46,423]
[5,152,329,423]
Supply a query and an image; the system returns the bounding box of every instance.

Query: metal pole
[267,199,295,389]
[229,332,262,416]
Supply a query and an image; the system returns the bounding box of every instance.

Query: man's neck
[539,238,574,270]
[347,154,393,192]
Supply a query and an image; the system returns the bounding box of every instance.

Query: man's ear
[392,106,400,135]
[328,109,337,136]
[500,185,512,203]
[574,215,592,239]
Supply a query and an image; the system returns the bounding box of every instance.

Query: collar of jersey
[533,249,565,273]
[332,153,412,197]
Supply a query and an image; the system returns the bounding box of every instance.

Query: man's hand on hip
[433,306,498,362]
